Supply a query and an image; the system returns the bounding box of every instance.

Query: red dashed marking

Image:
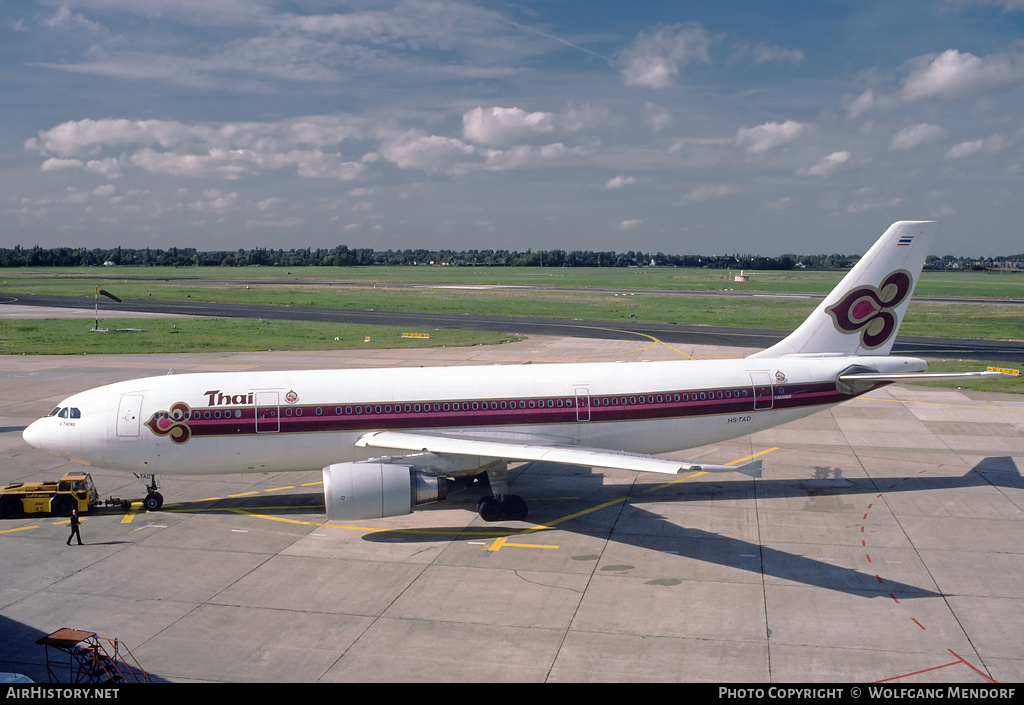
[860,469,997,684]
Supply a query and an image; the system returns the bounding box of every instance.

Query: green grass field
[2,265,1021,393]
[3,263,1024,298]
[0,318,520,356]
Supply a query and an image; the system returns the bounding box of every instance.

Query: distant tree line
[0,244,1021,271]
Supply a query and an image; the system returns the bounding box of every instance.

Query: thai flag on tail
[897,235,913,246]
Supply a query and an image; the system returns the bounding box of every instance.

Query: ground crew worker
[67,509,83,546]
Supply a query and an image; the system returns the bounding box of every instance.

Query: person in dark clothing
[67,509,82,546]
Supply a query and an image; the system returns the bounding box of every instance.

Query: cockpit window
[58,408,69,418]
[49,407,81,419]
[69,408,81,419]
[48,407,61,417]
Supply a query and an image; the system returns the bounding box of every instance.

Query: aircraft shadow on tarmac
[356,456,1022,601]
[141,456,1022,601]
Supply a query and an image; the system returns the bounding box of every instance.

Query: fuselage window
[675,394,681,402]
[404,405,411,412]
[375,405,382,414]
[699,393,706,401]
[346,406,353,415]
[355,407,362,415]
[777,387,785,396]
[528,400,535,408]
[214,410,222,419]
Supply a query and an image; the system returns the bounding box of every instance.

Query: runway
[1,336,1022,683]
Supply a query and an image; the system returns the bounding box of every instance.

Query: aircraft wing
[355,430,762,478]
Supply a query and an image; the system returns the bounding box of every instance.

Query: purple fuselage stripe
[148,381,859,440]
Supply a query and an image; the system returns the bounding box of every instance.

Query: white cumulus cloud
[798,151,851,177]
[890,123,945,150]
[682,184,734,203]
[901,48,1024,102]
[736,120,806,154]
[462,106,554,147]
[616,23,711,89]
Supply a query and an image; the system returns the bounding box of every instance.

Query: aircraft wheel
[143,493,163,511]
[477,496,528,522]
[477,497,502,522]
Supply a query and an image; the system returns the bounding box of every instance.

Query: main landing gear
[475,462,528,522]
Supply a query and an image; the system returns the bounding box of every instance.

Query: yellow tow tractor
[0,472,155,518]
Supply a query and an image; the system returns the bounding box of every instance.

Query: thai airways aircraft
[22,221,1002,522]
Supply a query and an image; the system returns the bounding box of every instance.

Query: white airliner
[22,221,1002,522]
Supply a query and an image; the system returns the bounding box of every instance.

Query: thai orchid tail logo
[825,269,913,350]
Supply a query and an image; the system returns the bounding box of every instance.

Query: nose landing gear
[135,474,163,511]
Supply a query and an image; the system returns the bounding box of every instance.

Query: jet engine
[322,461,450,521]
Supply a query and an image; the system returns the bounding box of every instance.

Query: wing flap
[355,430,761,477]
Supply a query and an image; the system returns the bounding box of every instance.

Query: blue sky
[3,0,1024,256]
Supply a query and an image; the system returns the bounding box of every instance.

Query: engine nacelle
[322,462,449,521]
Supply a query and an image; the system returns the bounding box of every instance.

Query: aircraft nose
[22,419,45,448]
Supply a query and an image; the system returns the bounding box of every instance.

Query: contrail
[498,17,611,62]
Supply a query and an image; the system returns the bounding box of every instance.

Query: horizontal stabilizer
[838,370,1010,383]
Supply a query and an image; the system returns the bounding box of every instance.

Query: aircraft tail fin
[749,221,936,359]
